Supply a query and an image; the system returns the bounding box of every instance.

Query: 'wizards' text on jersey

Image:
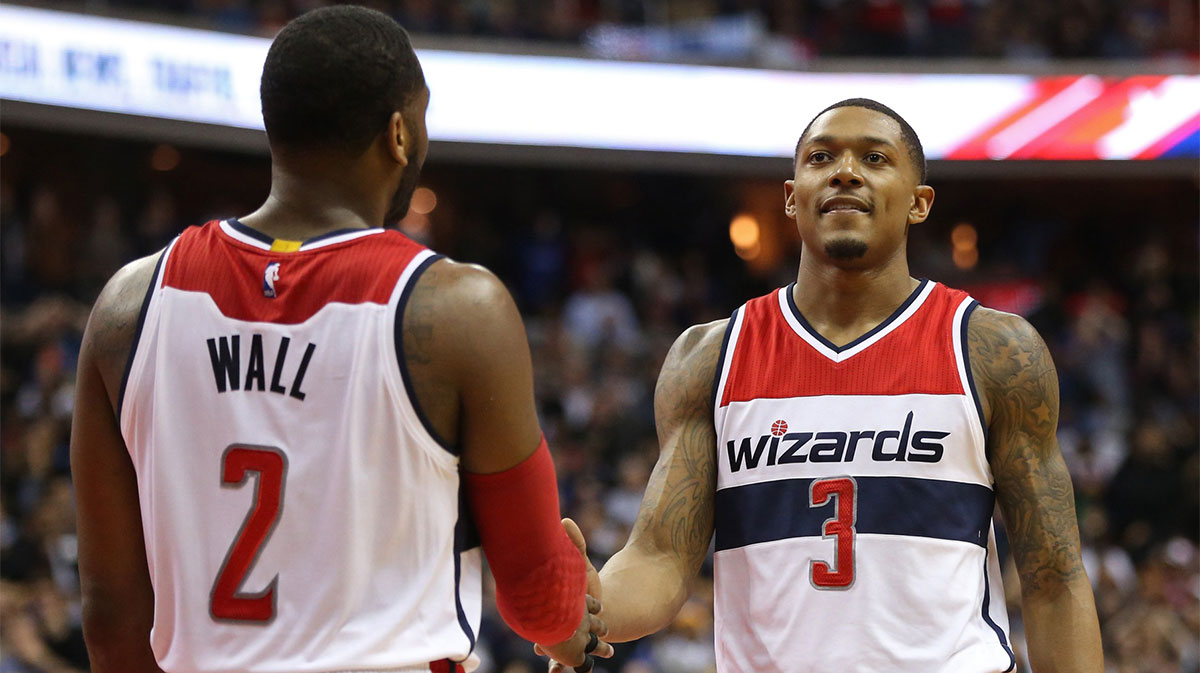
[711,280,1015,673]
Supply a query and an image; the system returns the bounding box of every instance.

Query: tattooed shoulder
[85,251,165,410]
[966,306,1058,438]
[967,306,1086,596]
[633,319,726,570]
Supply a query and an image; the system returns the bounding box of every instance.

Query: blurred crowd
[39,0,1199,63]
[1,132,1197,673]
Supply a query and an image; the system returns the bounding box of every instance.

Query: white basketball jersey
[120,220,481,673]
[711,280,1014,672]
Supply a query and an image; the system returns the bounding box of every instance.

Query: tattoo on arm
[631,323,723,574]
[402,264,439,367]
[968,307,1087,596]
[401,259,459,445]
[88,252,164,409]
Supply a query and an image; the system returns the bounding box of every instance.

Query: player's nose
[828,152,863,188]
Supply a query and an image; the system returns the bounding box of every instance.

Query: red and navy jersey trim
[226,218,275,246]
[163,221,425,325]
[784,279,930,354]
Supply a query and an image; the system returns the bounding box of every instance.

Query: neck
[791,247,918,344]
[239,152,389,241]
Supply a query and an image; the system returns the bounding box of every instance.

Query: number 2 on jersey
[210,446,288,623]
[809,477,857,589]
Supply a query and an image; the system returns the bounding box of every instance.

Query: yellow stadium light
[729,214,760,251]
[951,222,977,250]
[953,247,979,270]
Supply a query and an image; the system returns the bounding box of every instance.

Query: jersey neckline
[222,218,385,252]
[779,278,934,363]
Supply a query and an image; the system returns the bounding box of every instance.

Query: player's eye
[808,150,831,163]
[864,152,887,163]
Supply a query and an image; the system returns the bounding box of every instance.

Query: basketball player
[69,7,610,672]
[544,99,1103,671]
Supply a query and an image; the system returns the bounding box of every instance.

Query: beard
[825,237,868,260]
[383,151,424,225]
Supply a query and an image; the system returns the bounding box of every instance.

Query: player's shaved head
[260,6,426,155]
[795,98,926,183]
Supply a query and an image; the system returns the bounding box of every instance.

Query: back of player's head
[261,6,425,155]
[795,98,927,183]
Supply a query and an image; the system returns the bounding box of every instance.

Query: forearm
[598,543,693,642]
[1021,578,1103,673]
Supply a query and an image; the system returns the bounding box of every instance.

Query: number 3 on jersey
[809,477,857,589]
[210,446,288,623]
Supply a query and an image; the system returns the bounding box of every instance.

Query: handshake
[533,519,615,673]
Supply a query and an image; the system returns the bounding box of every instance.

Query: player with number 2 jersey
[70,8,610,673]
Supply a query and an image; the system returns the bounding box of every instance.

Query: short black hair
[260,6,425,154]
[794,98,926,183]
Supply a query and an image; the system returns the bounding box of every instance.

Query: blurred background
[1,1,1197,672]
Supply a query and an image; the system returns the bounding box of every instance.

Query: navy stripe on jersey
[714,476,994,552]
[393,254,455,454]
[960,300,989,438]
[982,547,1017,670]
[300,226,384,246]
[785,279,929,354]
[118,242,172,418]
[453,485,480,657]
[226,218,275,245]
[711,307,741,410]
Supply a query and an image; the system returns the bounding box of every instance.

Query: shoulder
[403,257,524,367]
[655,319,729,408]
[667,319,728,373]
[965,305,1058,432]
[85,251,166,407]
[408,258,519,330]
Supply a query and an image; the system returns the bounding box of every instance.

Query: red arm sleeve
[463,437,585,644]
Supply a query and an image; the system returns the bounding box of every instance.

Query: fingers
[586,594,601,615]
[561,517,587,556]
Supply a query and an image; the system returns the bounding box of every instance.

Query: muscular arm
[401,258,542,470]
[968,307,1102,672]
[597,320,724,643]
[402,260,597,658]
[69,253,166,673]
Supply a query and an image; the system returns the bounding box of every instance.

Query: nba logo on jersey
[263,262,281,298]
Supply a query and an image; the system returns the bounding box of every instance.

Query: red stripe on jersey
[162,221,428,324]
[720,283,968,406]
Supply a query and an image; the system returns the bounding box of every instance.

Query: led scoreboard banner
[2,4,1198,160]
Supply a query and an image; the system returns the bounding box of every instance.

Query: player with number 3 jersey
[544,100,1103,672]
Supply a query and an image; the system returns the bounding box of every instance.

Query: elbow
[81,598,158,672]
[493,545,586,644]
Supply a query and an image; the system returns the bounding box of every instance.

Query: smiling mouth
[821,204,869,214]
[820,197,871,214]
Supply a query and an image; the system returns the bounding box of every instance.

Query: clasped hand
[534,519,614,672]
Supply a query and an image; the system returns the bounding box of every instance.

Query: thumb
[562,517,587,557]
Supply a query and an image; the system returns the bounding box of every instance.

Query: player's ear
[385,111,410,167]
[907,184,934,225]
[784,180,797,217]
